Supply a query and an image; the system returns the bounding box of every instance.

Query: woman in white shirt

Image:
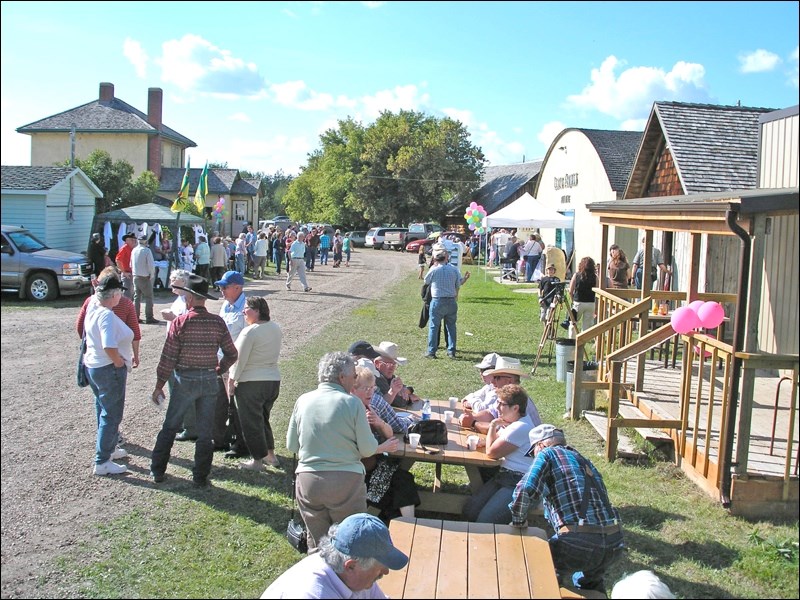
[462,384,535,523]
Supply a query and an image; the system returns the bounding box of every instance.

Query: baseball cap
[475,352,500,370]
[348,340,380,360]
[355,357,380,378]
[332,513,408,570]
[525,424,566,456]
[214,270,245,287]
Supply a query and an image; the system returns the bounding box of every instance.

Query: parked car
[364,226,407,250]
[1,225,93,301]
[405,231,468,254]
[346,230,368,247]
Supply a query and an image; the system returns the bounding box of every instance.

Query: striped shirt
[155,306,238,388]
[509,445,619,529]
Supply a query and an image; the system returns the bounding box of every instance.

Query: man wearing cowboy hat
[510,424,625,594]
[149,274,238,487]
[459,357,542,434]
[372,341,420,408]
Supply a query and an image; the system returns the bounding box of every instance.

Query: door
[233,201,248,236]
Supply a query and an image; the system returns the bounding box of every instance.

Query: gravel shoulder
[0,248,417,598]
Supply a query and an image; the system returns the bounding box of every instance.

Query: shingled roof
[625,101,776,197]
[578,129,643,193]
[158,167,260,197]
[446,160,543,217]
[1,166,76,191]
[16,97,196,148]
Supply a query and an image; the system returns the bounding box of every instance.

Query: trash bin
[555,338,575,383]
[565,360,597,415]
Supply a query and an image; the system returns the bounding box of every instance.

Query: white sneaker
[94,460,128,476]
[241,459,264,472]
[111,446,128,460]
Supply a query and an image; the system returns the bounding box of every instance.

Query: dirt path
[0,248,417,598]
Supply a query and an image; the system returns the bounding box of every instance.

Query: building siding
[32,132,151,176]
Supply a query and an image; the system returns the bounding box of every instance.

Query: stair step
[617,401,675,445]
[582,410,644,459]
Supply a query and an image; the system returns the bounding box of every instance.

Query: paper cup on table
[408,433,421,449]
[443,410,455,423]
[467,435,479,451]
[449,396,458,409]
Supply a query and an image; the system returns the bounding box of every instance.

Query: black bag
[286,454,308,553]
[76,337,89,388]
[407,420,448,445]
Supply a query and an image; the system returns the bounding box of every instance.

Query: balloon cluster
[212,196,227,221]
[670,300,725,334]
[464,202,487,234]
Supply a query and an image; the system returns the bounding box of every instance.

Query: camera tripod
[531,282,578,376]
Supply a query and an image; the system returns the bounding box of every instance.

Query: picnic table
[380,516,561,599]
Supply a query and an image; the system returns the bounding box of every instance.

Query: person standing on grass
[149,274,237,487]
[229,296,282,471]
[424,248,467,359]
[286,352,378,551]
[510,424,625,595]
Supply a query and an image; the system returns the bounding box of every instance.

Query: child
[538,263,561,322]
[418,244,427,279]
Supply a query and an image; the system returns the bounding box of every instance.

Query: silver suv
[1,225,93,301]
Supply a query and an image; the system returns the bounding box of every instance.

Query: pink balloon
[688,300,705,314]
[697,301,725,329]
[470,202,478,209]
[671,306,701,334]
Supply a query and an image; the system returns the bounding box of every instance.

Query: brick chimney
[99,82,114,103]
[147,87,163,178]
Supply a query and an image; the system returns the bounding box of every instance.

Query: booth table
[380,516,561,599]
[387,399,500,515]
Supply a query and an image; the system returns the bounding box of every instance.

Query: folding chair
[501,259,518,282]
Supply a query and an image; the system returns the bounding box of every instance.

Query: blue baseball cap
[332,513,408,570]
[214,270,245,287]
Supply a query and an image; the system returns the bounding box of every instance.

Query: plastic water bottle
[421,399,432,421]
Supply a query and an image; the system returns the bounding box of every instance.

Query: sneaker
[304,287,312,292]
[285,282,291,290]
[447,352,457,359]
[111,446,128,460]
[241,459,264,472]
[94,460,128,476]
[425,353,437,359]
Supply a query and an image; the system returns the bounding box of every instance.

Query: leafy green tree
[121,170,161,208]
[283,111,484,228]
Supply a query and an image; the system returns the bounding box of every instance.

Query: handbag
[286,454,308,553]
[76,336,89,388]
[406,420,448,445]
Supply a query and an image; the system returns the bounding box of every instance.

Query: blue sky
[1,1,798,176]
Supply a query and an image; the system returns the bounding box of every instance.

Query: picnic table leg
[434,463,442,492]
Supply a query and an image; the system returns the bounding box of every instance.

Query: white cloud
[566,55,710,122]
[270,81,336,111]
[156,34,266,97]
[360,84,430,118]
[228,112,251,123]
[788,46,799,88]
[537,121,567,152]
[123,38,148,79]
[217,134,314,176]
[738,49,781,73]
[441,107,526,165]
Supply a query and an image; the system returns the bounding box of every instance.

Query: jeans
[273,250,284,274]
[87,363,128,464]
[428,296,457,356]
[525,254,541,282]
[235,253,245,274]
[150,369,218,481]
[319,248,330,264]
[549,530,625,592]
[462,467,523,523]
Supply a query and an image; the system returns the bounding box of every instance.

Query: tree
[283,111,484,228]
[57,149,159,213]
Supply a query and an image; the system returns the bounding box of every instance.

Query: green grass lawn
[47,266,798,598]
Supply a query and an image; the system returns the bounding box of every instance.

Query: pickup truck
[379,227,409,251]
[385,223,442,251]
[1,224,93,301]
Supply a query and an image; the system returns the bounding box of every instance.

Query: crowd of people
[75,223,686,599]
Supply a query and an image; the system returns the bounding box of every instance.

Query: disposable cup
[467,435,479,451]
[449,396,459,409]
[408,433,421,449]
[443,410,455,423]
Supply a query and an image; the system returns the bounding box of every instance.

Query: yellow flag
[194,161,208,214]
[170,159,191,213]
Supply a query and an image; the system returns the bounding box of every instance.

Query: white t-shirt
[498,415,535,474]
[83,300,134,370]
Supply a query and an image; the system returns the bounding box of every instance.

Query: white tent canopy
[483,192,572,229]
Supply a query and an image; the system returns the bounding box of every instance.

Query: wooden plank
[467,522,499,599]
[382,517,416,598]
[402,518,442,599]
[494,524,531,598]
[417,490,468,515]
[519,531,561,598]
[583,410,643,458]
[436,521,469,599]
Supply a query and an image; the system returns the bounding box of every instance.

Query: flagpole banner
[194,162,208,213]
[171,158,191,213]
